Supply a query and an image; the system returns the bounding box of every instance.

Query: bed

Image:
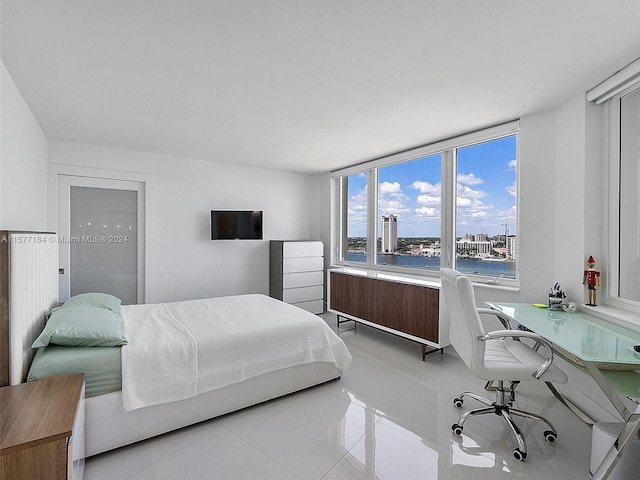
[1,231,351,457]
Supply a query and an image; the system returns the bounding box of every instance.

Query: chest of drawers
[270,241,324,314]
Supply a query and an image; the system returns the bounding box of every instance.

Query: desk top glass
[486,302,640,366]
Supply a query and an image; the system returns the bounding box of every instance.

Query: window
[377,154,442,271]
[333,122,519,284]
[455,137,517,279]
[340,172,368,264]
[606,85,640,312]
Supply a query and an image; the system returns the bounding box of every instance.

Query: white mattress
[121,294,352,411]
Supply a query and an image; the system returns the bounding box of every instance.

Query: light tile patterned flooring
[85,313,598,479]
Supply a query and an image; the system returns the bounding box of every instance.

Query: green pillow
[59,292,122,314]
[32,306,127,348]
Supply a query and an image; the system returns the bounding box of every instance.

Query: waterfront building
[506,235,518,261]
[381,215,398,254]
[457,237,492,256]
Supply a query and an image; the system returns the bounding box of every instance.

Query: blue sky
[348,135,517,238]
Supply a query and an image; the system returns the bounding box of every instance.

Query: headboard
[0,231,58,386]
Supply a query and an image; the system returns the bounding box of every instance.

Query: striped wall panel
[6,232,58,385]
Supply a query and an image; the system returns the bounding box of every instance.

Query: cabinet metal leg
[422,344,443,361]
[336,315,356,330]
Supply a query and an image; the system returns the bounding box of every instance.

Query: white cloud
[508,159,517,170]
[506,181,517,198]
[415,207,437,216]
[378,182,411,216]
[347,186,368,234]
[379,181,402,194]
[417,194,441,205]
[471,211,488,218]
[457,173,483,186]
[411,181,441,195]
[457,184,487,199]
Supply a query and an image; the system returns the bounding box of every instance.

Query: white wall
[463,96,603,309]
[48,140,315,303]
[0,61,48,230]
[3,56,624,418]
[312,97,603,308]
[1,53,604,309]
[309,171,333,305]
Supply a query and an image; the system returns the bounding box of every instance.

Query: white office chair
[440,268,568,461]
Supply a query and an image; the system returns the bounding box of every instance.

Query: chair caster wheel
[513,448,527,461]
[451,424,463,436]
[453,397,463,408]
[544,430,557,443]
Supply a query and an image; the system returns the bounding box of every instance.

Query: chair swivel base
[451,383,558,461]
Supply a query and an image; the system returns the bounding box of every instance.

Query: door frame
[48,165,154,303]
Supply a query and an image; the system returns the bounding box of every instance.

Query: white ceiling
[2,1,640,174]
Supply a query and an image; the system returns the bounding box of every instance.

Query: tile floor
[85,313,597,480]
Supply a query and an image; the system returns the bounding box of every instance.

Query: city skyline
[347,136,517,238]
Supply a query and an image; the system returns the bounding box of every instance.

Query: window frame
[331,121,520,287]
[604,84,640,315]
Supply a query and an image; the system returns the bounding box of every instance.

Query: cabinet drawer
[283,285,323,303]
[283,271,323,289]
[283,241,323,258]
[291,299,324,314]
[283,256,323,273]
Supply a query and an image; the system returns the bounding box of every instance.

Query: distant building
[457,237,492,256]
[381,215,398,253]
[506,235,517,261]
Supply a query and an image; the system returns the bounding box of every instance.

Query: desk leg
[582,362,638,480]
[583,362,633,420]
[544,382,594,425]
[591,407,640,480]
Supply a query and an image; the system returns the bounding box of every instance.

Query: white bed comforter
[121,294,351,411]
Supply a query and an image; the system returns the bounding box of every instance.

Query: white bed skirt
[85,361,341,457]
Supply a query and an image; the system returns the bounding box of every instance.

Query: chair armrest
[479,329,555,379]
[476,307,512,329]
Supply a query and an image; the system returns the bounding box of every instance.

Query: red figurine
[582,255,601,306]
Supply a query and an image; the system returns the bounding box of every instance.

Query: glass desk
[486,302,640,479]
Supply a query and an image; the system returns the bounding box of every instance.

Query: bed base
[0,231,346,458]
[86,362,341,457]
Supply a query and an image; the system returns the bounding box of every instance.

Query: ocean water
[345,253,516,278]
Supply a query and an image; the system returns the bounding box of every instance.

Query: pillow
[59,292,122,314]
[32,306,127,348]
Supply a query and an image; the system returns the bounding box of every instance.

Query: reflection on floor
[85,312,596,479]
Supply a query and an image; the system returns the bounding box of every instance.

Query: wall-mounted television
[211,210,263,240]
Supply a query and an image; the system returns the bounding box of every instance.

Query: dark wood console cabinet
[328,269,448,358]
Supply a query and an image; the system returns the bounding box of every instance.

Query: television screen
[211,210,263,240]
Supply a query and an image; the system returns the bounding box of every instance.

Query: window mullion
[441,150,456,269]
[606,98,621,301]
[368,168,378,269]
[338,176,348,263]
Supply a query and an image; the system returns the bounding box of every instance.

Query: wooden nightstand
[1,374,85,480]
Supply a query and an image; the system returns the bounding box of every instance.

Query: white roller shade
[586,57,640,104]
